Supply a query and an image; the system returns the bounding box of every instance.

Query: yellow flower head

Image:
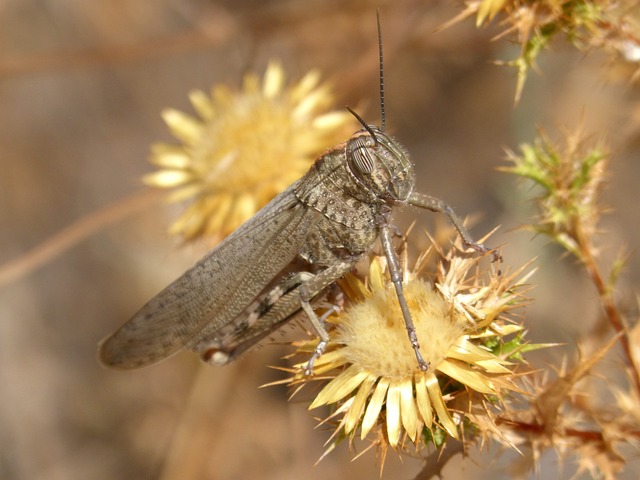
[145,61,356,242]
[284,233,536,460]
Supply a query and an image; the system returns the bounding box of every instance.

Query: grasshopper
[99,17,490,374]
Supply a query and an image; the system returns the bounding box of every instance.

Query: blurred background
[1,0,639,479]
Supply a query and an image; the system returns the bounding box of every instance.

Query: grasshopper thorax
[345,127,415,204]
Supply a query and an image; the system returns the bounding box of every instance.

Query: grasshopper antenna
[344,12,386,146]
[347,106,379,146]
[376,10,386,132]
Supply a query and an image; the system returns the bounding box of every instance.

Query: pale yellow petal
[426,374,458,439]
[338,273,370,304]
[203,194,233,234]
[437,359,496,394]
[309,364,368,408]
[415,372,433,428]
[304,349,347,372]
[475,359,512,374]
[361,377,389,439]
[212,84,234,106]
[225,193,256,230]
[369,257,385,292]
[343,374,376,436]
[166,184,202,203]
[448,340,496,363]
[490,323,524,336]
[150,146,192,169]
[457,287,491,305]
[263,62,284,98]
[290,70,320,101]
[449,340,512,373]
[292,87,329,119]
[143,170,193,187]
[189,89,215,120]
[162,109,203,146]
[243,71,261,93]
[386,379,402,447]
[469,323,523,338]
[312,111,353,130]
[318,396,354,426]
[399,376,420,441]
[168,202,200,234]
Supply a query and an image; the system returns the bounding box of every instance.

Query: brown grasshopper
[99,16,490,373]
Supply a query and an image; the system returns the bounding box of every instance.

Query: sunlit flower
[283,233,536,460]
[145,61,356,242]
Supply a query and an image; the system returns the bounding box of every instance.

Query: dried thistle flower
[500,124,640,478]
[144,61,356,242]
[282,233,537,463]
[502,125,607,261]
[446,0,640,101]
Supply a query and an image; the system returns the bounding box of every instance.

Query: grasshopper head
[346,127,415,203]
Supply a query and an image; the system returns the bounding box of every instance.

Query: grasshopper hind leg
[197,260,356,373]
[196,272,315,365]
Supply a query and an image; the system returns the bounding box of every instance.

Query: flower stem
[575,223,640,396]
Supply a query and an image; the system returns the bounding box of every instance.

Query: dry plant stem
[496,418,640,443]
[0,26,232,78]
[575,224,640,395]
[0,189,162,288]
[157,364,241,480]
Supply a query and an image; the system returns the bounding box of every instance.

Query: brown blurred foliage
[2,0,640,479]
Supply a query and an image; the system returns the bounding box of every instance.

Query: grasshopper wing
[99,184,317,369]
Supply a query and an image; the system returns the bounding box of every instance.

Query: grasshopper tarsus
[417,359,430,372]
[466,240,502,264]
[303,302,341,375]
[305,340,328,376]
[407,327,430,372]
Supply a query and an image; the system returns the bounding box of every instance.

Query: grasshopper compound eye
[345,125,413,204]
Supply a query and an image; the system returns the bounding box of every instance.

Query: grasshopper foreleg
[379,224,430,372]
[407,192,489,253]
